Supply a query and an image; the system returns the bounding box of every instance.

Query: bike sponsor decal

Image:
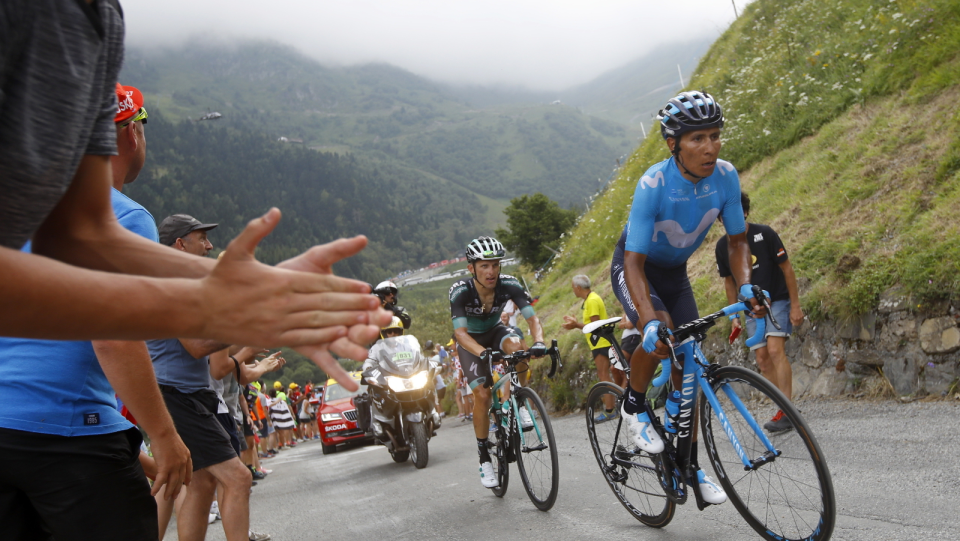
[677,373,695,438]
[325,423,348,432]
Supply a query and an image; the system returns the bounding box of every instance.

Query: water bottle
[664,391,681,434]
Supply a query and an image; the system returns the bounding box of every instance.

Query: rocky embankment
[702,285,960,398]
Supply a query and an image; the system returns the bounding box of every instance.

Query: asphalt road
[170,399,960,541]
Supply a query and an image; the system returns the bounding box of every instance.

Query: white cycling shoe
[697,469,727,504]
[479,462,498,488]
[519,406,534,429]
[621,404,664,454]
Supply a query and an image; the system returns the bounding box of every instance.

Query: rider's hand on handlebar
[642,321,672,360]
[528,341,547,358]
[738,284,768,319]
[481,349,503,364]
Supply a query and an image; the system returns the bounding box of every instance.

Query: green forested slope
[127,114,488,280]
[511,0,960,408]
[122,42,631,207]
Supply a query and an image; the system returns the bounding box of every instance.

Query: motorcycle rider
[374,281,412,329]
[362,317,442,439]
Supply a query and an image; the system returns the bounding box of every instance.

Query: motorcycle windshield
[372,335,428,377]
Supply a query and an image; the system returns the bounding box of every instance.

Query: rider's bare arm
[727,232,766,316]
[523,313,545,345]
[454,327,487,358]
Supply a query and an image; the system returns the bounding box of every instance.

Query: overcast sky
[123,0,752,90]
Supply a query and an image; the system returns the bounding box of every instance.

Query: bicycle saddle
[582,316,622,335]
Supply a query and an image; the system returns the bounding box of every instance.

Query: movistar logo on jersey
[639,171,666,190]
[652,208,720,249]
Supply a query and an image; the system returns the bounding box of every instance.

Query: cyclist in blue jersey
[610,91,766,505]
[449,236,546,488]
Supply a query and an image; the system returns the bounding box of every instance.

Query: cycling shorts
[457,324,520,390]
[611,256,699,330]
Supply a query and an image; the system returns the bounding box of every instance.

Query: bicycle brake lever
[751,285,782,331]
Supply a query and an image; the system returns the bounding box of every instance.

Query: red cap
[115,82,144,124]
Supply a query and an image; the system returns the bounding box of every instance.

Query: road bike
[583,288,836,540]
[485,341,562,511]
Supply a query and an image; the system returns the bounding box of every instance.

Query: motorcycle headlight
[386,371,430,392]
[320,412,343,423]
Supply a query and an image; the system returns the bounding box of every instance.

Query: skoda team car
[319,371,373,454]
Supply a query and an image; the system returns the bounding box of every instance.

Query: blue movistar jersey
[620,157,745,268]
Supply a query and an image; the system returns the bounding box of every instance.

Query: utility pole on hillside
[731,0,739,18]
[640,122,647,140]
[677,65,685,89]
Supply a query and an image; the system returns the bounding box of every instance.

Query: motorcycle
[360,334,442,469]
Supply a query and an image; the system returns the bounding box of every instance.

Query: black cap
[425,340,434,349]
[158,214,218,246]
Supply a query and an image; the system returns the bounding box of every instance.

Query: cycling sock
[623,384,646,415]
[690,441,700,469]
[477,437,491,463]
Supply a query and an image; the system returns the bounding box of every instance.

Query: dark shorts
[242,415,256,438]
[591,347,609,360]
[611,254,699,329]
[621,333,641,358]
[0,427,157,541]
[161,386,238,471]
[215,413,242,458]
[458,324,520,390]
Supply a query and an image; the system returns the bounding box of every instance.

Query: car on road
[319,372,373,454]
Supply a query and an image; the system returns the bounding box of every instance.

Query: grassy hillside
[499,0,960,410]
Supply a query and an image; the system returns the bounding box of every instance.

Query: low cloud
[122,0,749,90]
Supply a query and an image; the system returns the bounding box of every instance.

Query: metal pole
[640,121,647,139]
[677,64,685,88]
[731,0,739,18]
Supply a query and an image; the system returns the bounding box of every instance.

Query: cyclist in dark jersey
[611,91,766,505]
[449,236,546,488]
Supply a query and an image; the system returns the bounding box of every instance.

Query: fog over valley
[122,0,751,91]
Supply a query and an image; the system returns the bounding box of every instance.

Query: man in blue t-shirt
[610,91,766,506]
[0,83,189,541]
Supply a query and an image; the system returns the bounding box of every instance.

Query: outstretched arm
[3,156,388,390]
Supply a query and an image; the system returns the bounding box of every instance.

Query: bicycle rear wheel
[585,382,675,527]
[701,366,835,541]
[490,409,510,497]
[513,387,559,511]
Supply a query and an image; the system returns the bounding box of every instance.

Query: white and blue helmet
[658,91,724,140]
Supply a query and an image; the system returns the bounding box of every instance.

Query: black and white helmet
[658,91,724,140]
[373,280,398,300]
[465,236,505,263]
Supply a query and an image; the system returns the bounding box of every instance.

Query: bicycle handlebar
[483,339,562,379]
[648,287,776,387]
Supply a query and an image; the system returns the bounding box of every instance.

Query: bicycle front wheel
[701,366,835,541]
[490,409,510,497]
[585,382,675,527]
[513,387,559,511]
